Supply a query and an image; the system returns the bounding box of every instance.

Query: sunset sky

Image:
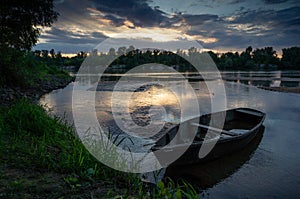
[35,0,300,55]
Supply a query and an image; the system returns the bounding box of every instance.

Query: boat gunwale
[151,108,266,151]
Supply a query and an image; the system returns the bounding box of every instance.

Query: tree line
[33,45,300,72]
[68,45,300,71]
[32,49,87,68]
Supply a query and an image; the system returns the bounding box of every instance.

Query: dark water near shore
[40,71,300,198]
[221,70,300,87]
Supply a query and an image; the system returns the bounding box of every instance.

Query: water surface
[40,71,300,197]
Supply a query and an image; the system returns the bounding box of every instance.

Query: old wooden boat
[165,126,265,188]
[150,108,266,167]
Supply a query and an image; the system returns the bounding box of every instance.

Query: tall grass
[2,99,108,176]
[0,100,199,198]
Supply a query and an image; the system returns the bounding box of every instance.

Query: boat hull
[170,125,262,166]
[151,108,266,167]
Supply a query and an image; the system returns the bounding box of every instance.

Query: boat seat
[190,123,240,136]
[236,109,263,117]
[229,129,248,135]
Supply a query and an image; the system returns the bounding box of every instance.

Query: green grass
[0,48,70,87]
[0,100,199,198]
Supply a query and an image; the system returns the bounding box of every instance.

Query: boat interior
[154,108,265,148]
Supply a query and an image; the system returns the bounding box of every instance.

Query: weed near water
[1,99,114,177]
[0,100,199,198]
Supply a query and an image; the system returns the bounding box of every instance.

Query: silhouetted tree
[246,46,252,54]
[239,46,252,68]
[108,48,116,56]
[0,0,58,51]
[126,45,135,54]
[0,0,59,86]
[50,49,55,58]
[207,51,218,64]
[77,51,87,58]
[34,50,41,57]
[253,47,279,67]
[41,50,49,58]
[117,46,127,56]
[281,47,300,69]
[91,49,98,56]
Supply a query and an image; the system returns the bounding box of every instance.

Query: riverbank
[258,86,300,94]
[0,102,197,198]
[0,71,198,198]
[0,100,130,198]
[0,73,74,106]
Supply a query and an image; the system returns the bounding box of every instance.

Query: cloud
[36,27,108,52]
[102,14,126,27]
[34,27,107,53]
[229,0,246,4]
[182,14,219,26]
[38,0,299,53]
[89,0,175,28]
[40,27,107,44]
[229,6,300,31]
[263,0,290,4]
[183,5,300,51]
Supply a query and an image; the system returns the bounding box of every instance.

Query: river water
[40,71,300,198]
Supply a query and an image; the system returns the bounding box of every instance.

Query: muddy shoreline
[0,75,74,106]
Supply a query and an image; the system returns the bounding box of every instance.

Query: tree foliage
[96,46,299,71]
[31,46,300,73]
[0,0,58,51]
[281,47,300,69]
[0,0,58,86]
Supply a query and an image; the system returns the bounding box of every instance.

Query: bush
[4,99,67,136]
[0,47,70,87]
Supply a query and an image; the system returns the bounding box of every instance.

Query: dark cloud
[36,27,108,52]
[40,28,107,44]
[229,0,246,4]
[204,34,252,49]
[276,6,300,22]
[91,32,107,38]
[38,0,299,53]
[185,6,300,51]
[102,14,126,27]
[54,0,91,22]
[89,0,174,27]
[230,6,300,31]
[182,14,219,26]
[263,0,290,4]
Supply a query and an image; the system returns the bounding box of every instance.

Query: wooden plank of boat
[235,108,264,117]
[189,123,240,136]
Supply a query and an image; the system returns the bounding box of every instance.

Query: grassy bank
[1,49,66,87]
[0,48,198,198]
[0,100,198,198]
[0,50,73,106]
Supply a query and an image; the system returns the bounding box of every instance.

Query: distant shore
[258,86,300,94]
